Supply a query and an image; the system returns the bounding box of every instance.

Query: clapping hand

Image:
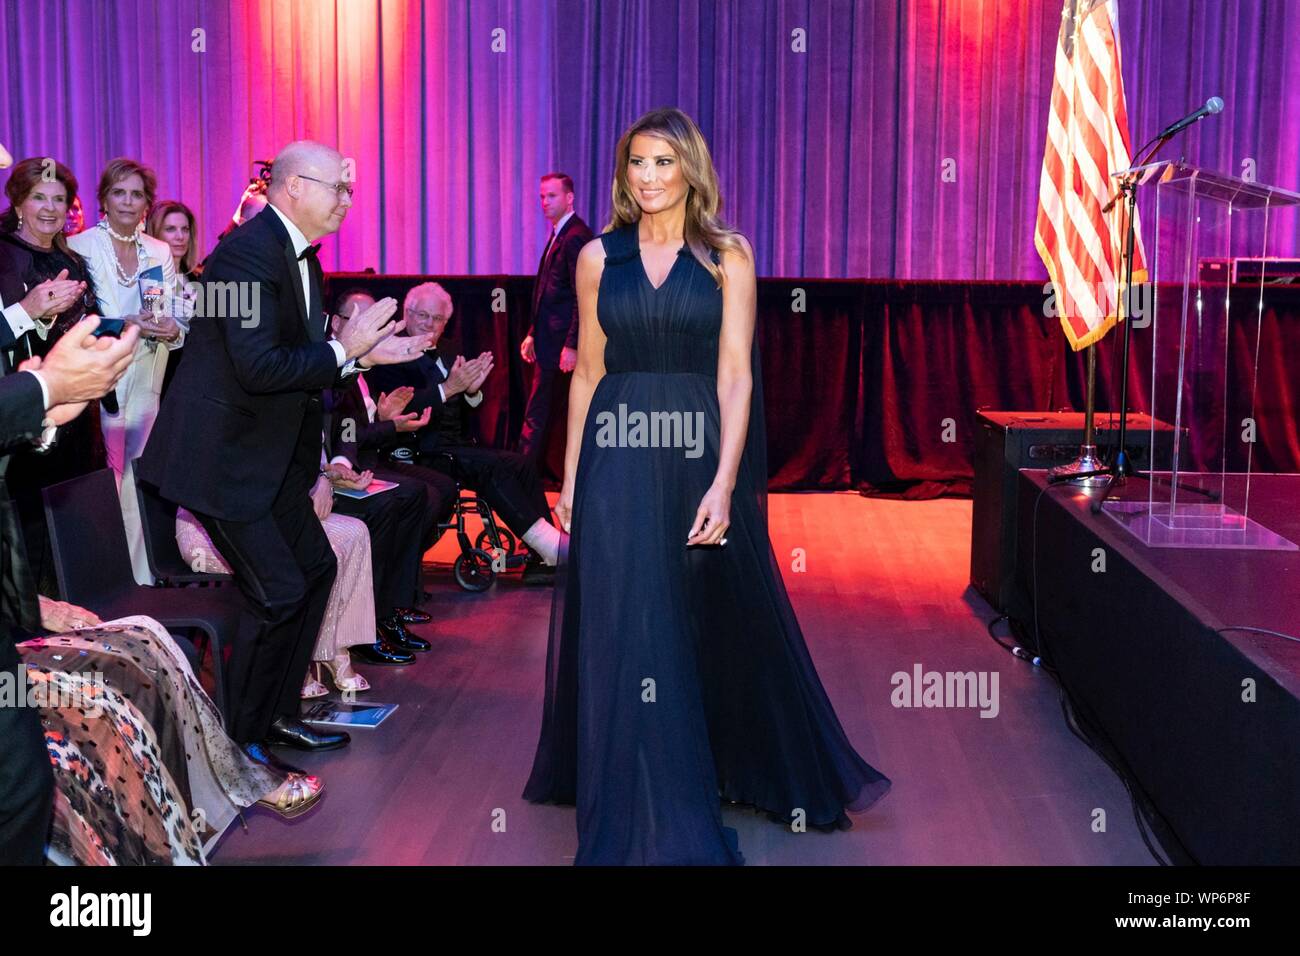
[375,386,431,431]
[465,350,494,393]
[22,270,87,320]
[24,316,141,425]
[335,297,400,360]
[376,386,415,422]
[358,330,436,368]
[394,406,431,433]
[443,352,492,398]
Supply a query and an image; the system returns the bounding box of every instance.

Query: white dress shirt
[20,369,57,450]
[550,210,574,244]
[2,297,36,342]
[267,203,356,376]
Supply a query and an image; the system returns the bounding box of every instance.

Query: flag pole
[1049,341,1107,484]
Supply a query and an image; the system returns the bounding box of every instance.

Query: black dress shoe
[350,639,416,666]
[521,550,556,586]
[242,741,311,778]
[266,716,350,751]
[379,616,431,652]
[391,605,432,625]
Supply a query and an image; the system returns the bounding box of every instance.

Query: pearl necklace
[99,219,144,286]
[105,221,139,242]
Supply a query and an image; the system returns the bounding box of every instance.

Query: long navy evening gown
[523,221,890,865]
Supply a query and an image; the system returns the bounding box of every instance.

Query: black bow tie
[298,243,321,261]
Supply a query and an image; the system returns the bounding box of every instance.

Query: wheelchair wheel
[475,527,517,557]
[454,548,496,592]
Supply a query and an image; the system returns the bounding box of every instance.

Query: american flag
[1035,0,1147,351]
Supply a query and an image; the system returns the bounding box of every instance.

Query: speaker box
[969,411,1179,618]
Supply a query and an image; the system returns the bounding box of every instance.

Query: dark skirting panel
[325,275,1300,493]
[1012,469,1300,865]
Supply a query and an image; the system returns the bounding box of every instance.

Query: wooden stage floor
[212,492,1154,866]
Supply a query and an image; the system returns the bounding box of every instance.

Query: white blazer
[68,224,187,585]
[67,225,185,399]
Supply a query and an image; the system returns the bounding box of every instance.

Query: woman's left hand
[132,311,181,342]
[687,483,731,547]
[38,594,102,631]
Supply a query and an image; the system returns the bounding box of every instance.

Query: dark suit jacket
[0,372,43,452]
[529,214,593,368]
[0,371,46,638]
[139,206,344,522]
[323,373,401,468]
[363,350,473,460]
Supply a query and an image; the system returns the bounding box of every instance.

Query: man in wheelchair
[348,283,562,585]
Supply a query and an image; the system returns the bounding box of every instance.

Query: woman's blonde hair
[607,107,746,287]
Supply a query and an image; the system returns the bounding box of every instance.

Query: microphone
[1157,96,1224,138]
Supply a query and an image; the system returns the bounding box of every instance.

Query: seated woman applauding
[18,598,322,865]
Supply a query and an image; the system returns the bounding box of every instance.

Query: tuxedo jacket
[363,349,474,460]
[323,373,402,469]
[529,214,593,368]
[139,207,345,522]
[0,371,43,451]
[0,370,46,637]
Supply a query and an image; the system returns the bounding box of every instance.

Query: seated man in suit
[326,288,459,525]
[364,282,562,584]
[318,290,455,655]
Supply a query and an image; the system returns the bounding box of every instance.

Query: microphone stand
[1049,131,1220,513]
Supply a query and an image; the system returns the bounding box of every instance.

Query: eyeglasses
[404,308,447,323]
[297,175,355,199]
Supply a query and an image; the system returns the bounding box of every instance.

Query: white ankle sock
[522,519,561,565]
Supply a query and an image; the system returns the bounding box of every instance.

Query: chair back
[41,468,137,607]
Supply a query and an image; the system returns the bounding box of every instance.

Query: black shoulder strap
[600,221,639,265]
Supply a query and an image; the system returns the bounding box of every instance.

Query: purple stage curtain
[326,274,1300,496]
[1,0,1297,278]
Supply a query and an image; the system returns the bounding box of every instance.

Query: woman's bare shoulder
[579,235,608,264]
[576,235,608,281]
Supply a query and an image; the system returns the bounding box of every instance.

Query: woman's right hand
[38,594,102,632]
[555,481,574,533]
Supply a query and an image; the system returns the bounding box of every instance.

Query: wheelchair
[430,450,531,592]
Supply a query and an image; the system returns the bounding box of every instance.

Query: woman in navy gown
[523,107,890,864]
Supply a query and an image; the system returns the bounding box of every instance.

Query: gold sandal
[256,775,324,819]
[321,655,370,693]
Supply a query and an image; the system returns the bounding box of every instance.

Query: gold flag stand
[1049,342,1109,485]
